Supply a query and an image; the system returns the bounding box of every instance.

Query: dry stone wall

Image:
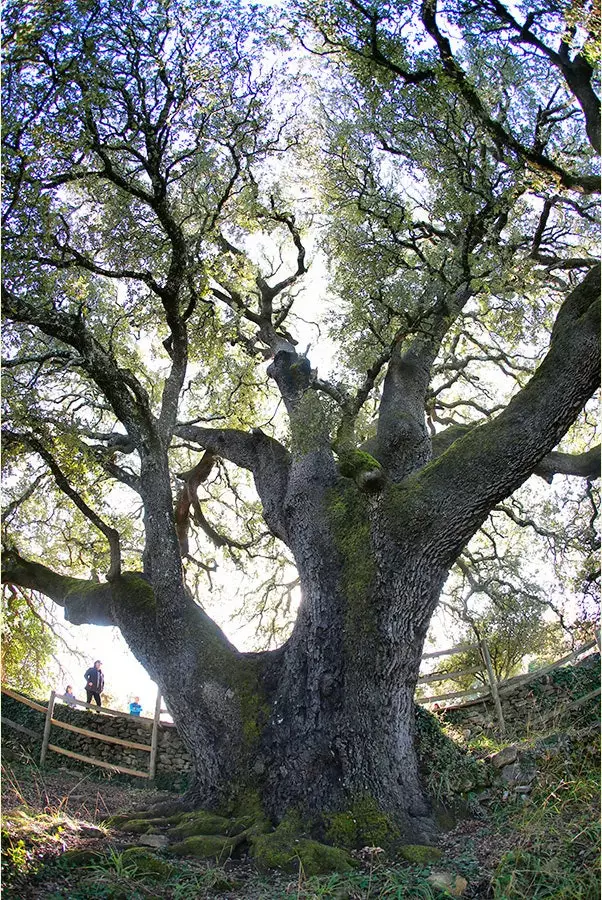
[441,651,600,738]
[1,694,193,786]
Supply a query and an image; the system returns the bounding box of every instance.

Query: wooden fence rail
[1,685,164,780]
[416,641,489,710]
[417,637,599,736]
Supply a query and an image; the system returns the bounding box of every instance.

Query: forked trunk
[120,474,445,841]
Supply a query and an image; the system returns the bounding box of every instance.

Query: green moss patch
[400,844,443,864]
[324,797,401,850]
[169,833,238,859]
[169,810,249,839]
[249,810,355,875]
[113,817,160,834]
[337,449,382,480]
[327,482,376,649]
[226,657,271,754]
[113,572,156,612]
[252,832,354,875]
[120,847,174,878]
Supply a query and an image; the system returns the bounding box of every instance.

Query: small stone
[500,763,521,784]
[490,746,518,769]
[79,825,105,838]
[134,833,169,849]
[427,871,468,896]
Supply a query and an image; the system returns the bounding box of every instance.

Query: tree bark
[259,477,443,839]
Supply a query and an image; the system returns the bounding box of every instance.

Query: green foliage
[414,706,490,804]
[1,804,89,889]
[1,585,56,695]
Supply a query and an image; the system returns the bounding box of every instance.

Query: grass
[489,729,600,899]
[287,865,439,899]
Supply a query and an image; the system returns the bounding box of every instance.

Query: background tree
[2,0,599,840]
[1,584,57,696]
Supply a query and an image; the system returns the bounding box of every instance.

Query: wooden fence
[1,686,165,780]
[416,637,599,735]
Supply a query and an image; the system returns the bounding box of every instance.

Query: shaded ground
[0,756,485,899]
[2,717,599,900]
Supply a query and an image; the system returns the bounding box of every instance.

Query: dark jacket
[84,667,104,693]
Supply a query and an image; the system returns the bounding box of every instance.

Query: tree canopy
[3,0,598,642]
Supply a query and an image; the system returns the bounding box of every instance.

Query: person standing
[63,685,77,707]
[84,660,104,707]
[129,696,142,716]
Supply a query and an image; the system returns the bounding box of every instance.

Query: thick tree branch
[173,425,292,543]
[432,425,600,484]
[532,446,601,483]
[1,549,116,626]
[376,283,473,480]
[418,264,600,560]
[175,452,216,557]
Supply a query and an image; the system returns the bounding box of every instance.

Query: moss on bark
[324,797,401,850]
[170,833,238,859]
[250,811,356,874]
[327,482,376,645]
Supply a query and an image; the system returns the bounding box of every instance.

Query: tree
[1,583,57,695]
[2,0,599,840]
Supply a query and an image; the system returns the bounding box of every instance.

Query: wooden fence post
[479,639,505,736]
[40,690,56,767]
[149,690,162,782]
